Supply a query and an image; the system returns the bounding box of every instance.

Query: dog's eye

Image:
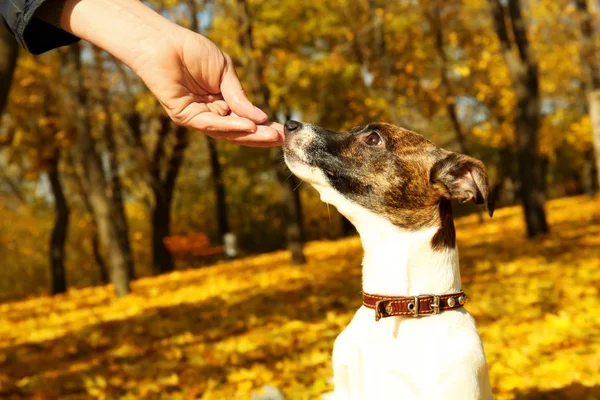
[364,132,382,147]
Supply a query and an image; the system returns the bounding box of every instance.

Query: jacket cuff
[35,0,66,27]
[5,0,79,55]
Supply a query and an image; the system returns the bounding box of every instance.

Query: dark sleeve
[1,0,79,55]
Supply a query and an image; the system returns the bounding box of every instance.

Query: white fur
[285,132,494,400]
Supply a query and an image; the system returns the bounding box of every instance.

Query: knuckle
[222,52,233,64]
[169,111,188,127]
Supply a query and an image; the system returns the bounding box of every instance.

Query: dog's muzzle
[363,291,468,321]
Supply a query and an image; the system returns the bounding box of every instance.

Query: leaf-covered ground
[0,195,599,399]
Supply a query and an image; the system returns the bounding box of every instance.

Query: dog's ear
[430,153,495,217]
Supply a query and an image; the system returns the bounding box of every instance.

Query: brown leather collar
[363,291,468,321]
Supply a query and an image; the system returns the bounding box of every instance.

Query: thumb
[220,57,268,124]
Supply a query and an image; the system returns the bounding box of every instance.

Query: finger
[206,125,281,142]
[206,100,230,116]
[191,93,224,103]
[225,139,281,148]
[257,121,284,144]
[206,125,283,146]
[264,121,284,138]
[186,112,257,133]
[220,56,268,124]
[229,113,284,140]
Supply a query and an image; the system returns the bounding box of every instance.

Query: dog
[283,120,494,400]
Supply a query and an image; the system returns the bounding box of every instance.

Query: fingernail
[243,122,258,133]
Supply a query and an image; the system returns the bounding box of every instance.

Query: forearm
[59,0,181,69]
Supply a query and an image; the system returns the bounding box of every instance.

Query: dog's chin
[283,151,328,187]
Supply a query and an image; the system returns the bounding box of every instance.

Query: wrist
[60,0,181,69]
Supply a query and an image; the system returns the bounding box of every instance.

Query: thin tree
[66,152,109,283]
[149,117,188,274]
[205,136,231,247]
[115,58,187,275]
[0,24,18,113]
[184,0,232,251]
[125,112,186,275]
[488,0,549,237]
[423,1,468,154]
[47,148,69,294]
[92,47,136,279]
[576,0,600,192]
[69,44,131,295]
[235,0,307,264]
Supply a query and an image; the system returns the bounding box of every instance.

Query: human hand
[61,0,283,147]
[130,28,283,147]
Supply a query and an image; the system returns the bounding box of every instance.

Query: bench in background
[163,233,223,260]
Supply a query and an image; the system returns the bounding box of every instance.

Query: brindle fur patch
[302,123,491,250]
[431,198,456,250]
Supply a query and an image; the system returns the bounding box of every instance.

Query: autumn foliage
[0,195,598,399]
[2,0,600,398]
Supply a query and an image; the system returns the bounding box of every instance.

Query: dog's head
[283,121,494,247]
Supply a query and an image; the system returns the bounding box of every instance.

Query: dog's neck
[357,217,461,296]
[320,188,462,296]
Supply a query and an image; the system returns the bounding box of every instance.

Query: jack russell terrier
[283,120,494,400]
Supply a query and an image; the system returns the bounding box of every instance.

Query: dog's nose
[284,120,302,134]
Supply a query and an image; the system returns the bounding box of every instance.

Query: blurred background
[0,0,599,399]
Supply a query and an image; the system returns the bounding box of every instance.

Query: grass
[0,195,599,399]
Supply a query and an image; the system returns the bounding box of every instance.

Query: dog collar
[363,291,468,321]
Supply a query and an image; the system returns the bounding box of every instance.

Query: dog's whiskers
[294,180,303,191]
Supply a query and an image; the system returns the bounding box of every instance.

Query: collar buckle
[410,294,440,317]
[429,294,441,315]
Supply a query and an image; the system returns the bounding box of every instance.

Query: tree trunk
[184,0,234,255]
[273,151,307,264]
[577,0,600,191]
[236,0,307,264]
[268,142,306,264]
[427,1,488,223]
[369,0,402,126]
[92,229,109,283]
[182,0,233,256]
[274,159,307,265]
[149,118,188,274]
[67,152,109,283]
[288,177,306,264]
[0,25,18,113]
[127,113,176,275]
[206,136,230,244]
[48,150,69,295]
[104,116,136,277]
[189,0,231,251]
[70,44,131,296]
[490,146,517,206]
[489,0,549,238]
[152,191,174,274]
[150,116,174,274]
[427,3,468,154]
[156,124,188,273]
[93,47,136,280]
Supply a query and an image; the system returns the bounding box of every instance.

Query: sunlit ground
[0,195,598,399]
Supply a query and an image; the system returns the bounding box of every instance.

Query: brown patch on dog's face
[283,121,493,249]
[287,123,448,229]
